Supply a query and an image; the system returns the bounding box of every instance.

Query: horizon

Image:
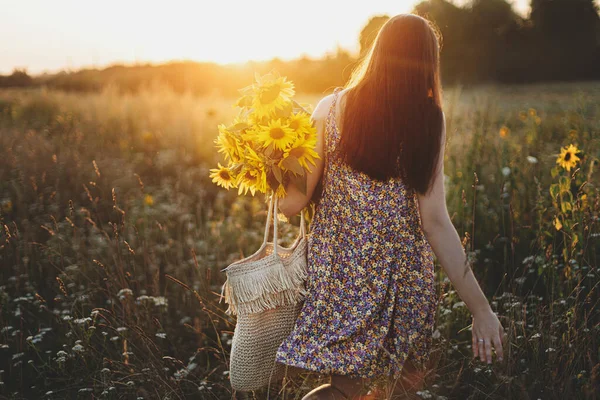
[1,0,532,75]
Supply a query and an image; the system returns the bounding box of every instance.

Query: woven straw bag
[219,193,308,392]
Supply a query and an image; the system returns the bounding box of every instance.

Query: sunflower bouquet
[209,71,319,199]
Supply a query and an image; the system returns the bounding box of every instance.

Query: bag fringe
[222,245,308,315]
[225,287,307,315]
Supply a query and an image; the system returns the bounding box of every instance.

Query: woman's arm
[417,113,505,363]
[277,95,333,218]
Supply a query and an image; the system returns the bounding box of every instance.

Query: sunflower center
[270,127,285,140]
[260,84,281,104]
[219,170,231,180]
[565,152,571,161]
[290,147,306,158]
[245,171,257,182]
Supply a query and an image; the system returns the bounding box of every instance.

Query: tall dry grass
[0,82,598,399]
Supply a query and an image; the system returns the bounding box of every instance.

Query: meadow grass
[0,82,598,399]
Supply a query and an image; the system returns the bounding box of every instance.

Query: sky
[1,0,531,75]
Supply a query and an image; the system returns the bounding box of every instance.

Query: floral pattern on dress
[275,87,437,380]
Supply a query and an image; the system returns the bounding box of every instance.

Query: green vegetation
[0,83,598,399]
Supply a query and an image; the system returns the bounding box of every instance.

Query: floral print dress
[275,87,438,380]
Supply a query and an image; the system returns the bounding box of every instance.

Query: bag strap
[218,192,306,304]
[262,192,307,257]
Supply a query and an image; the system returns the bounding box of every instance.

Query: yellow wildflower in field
[568,130,578,139]
[210,163,237,189]
[528,108,537,117]
[1,199,13,213]
[144,194,154,206]
[254,119,296,151]
[142,132,153,143]
[499,126,510,138]
[556,144,581,171]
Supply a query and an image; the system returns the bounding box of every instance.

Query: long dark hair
[336,14,444,195]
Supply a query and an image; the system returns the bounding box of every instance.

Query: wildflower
[499,126,509,138]
[556,144,581,171]
[117,288,133,299]
[144,194,154,206]
[526,156,538,164]
[1,199,12,213]
[528,108,537,117]
[142,132,153,143]
[72,344,84,352]
[502,167,511,177]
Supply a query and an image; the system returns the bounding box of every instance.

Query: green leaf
[282,155,305,175]
[272,164,283,183]
[549,184,560,200]
[264,143,274,157]
[231,122,249,131]
[550,166,559,178]
[559,176,571,193]
[561,201,572,213]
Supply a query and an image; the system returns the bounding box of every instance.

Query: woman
[274,14,506,400]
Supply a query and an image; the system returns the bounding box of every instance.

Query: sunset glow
[2,0,532,74]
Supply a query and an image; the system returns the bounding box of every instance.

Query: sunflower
[214,124,242,162]
[254,119,296,151]
[556,144,581,172]
[287,112,314,138]
[236,166,267,196]
[251,72,295,119]
[283,137,320,172]
[209,163,237,190]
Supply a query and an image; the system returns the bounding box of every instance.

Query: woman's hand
[472,309,506,364]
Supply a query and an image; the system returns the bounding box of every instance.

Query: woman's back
[275,87,437,379]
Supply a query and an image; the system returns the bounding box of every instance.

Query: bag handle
[262,191,306,257]
[218,191,306,303]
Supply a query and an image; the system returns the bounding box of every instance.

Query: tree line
[1,0,599,94]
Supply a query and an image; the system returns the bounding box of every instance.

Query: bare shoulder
[311,88,348,121]
[311,93,335,121]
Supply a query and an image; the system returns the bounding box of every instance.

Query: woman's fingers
[492,333,504,361]
[478,338,486,363]
[485,338,493,364]
[472,334,479,358]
